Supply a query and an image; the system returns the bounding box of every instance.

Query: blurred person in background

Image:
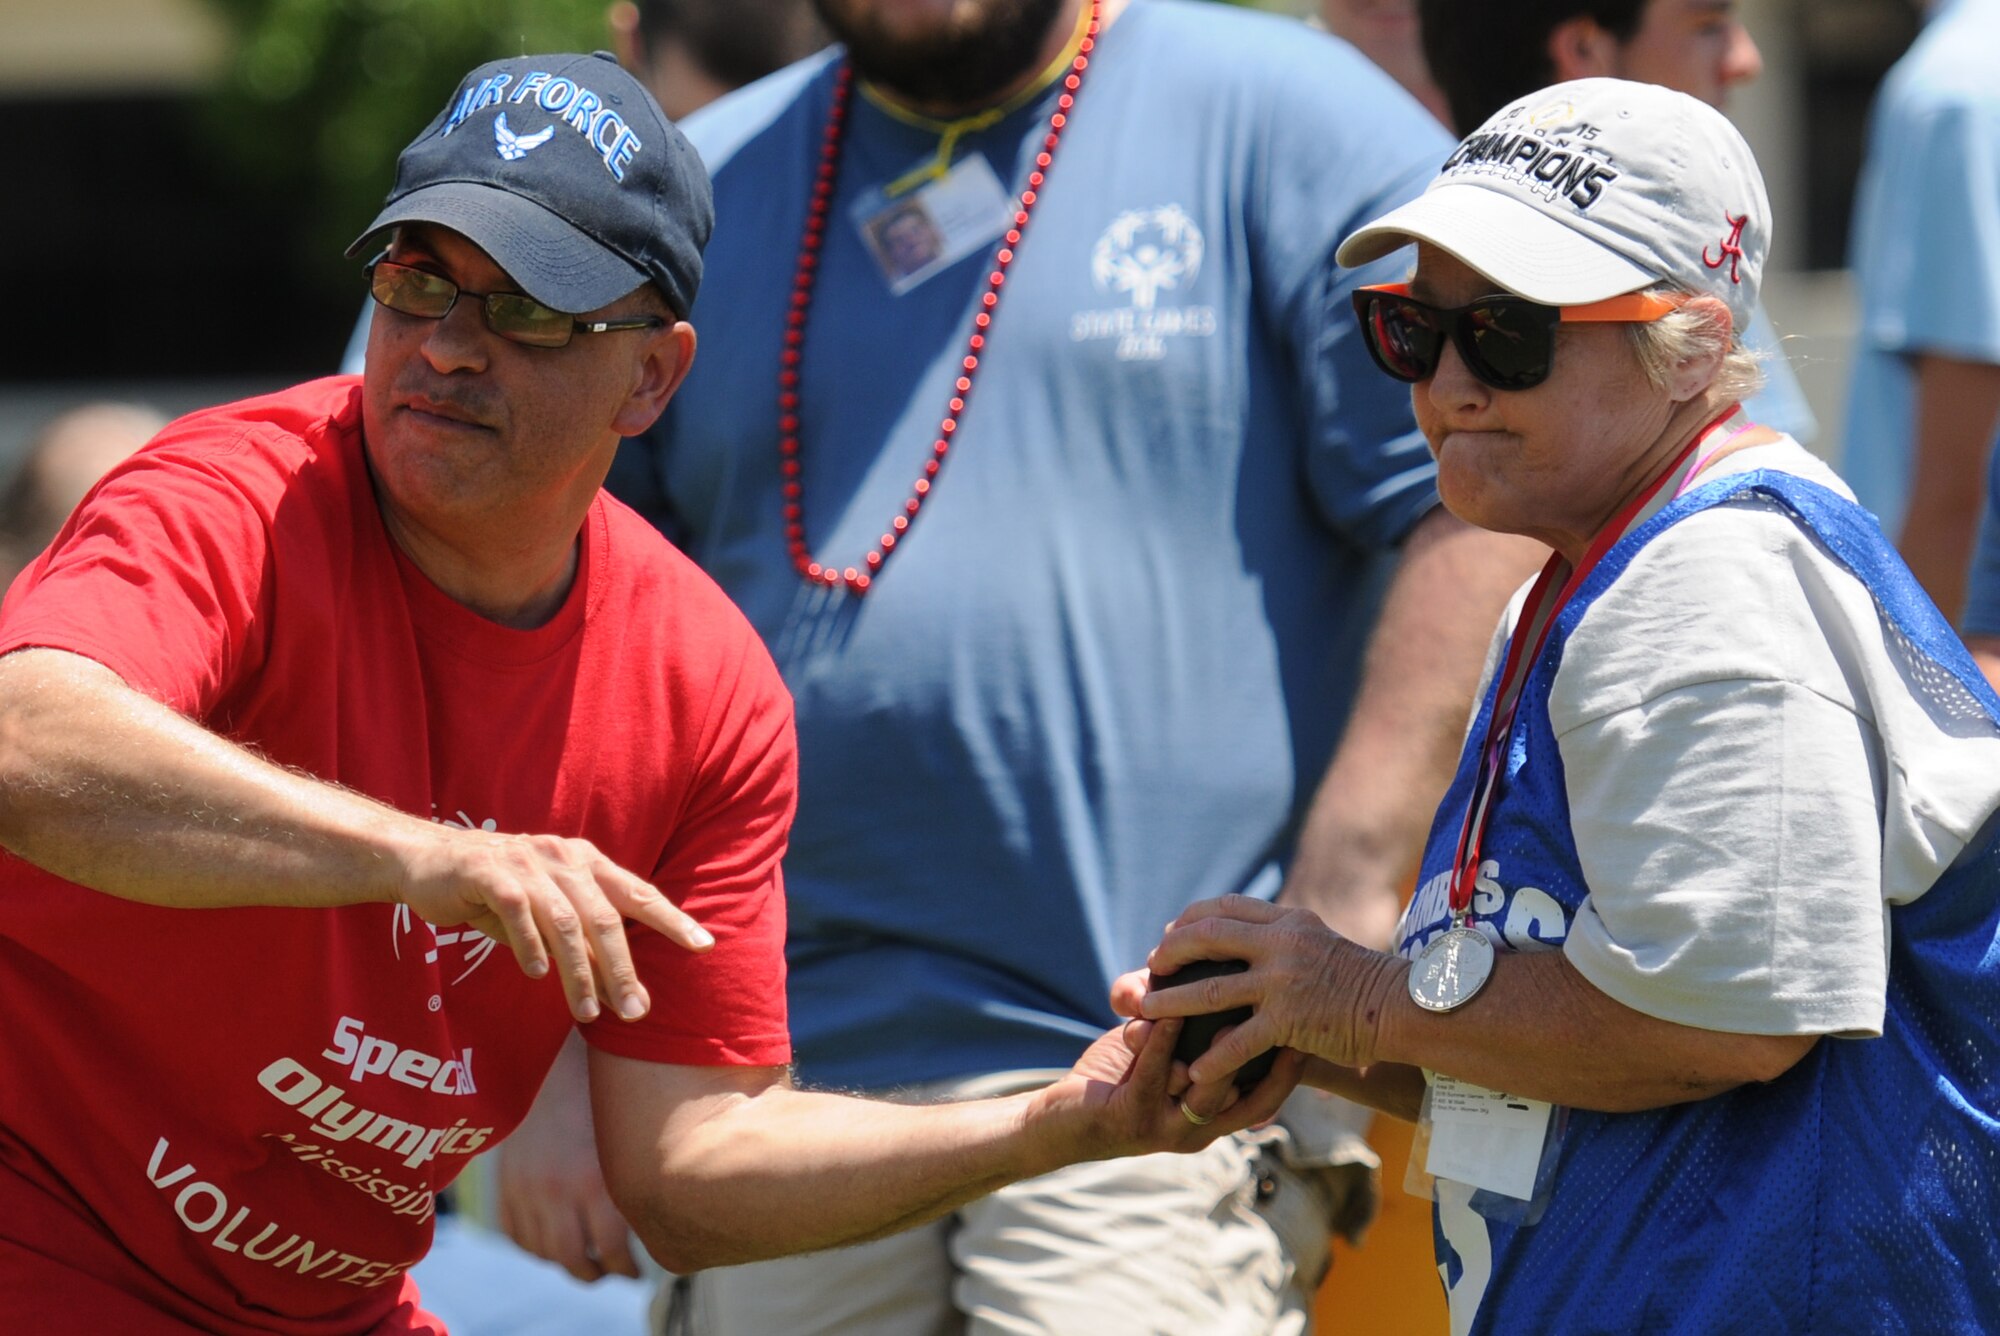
[1320,0,1449,125]
[0,402,163,584]
[1415,0,1816,449]
[610,0,828,119]
[496,0,1550,1331]
[1419,0,1762,135]
[1842,0,2000,622]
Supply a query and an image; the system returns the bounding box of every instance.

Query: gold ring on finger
[1178,1097,1215,1127]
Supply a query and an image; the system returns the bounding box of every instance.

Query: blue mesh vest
[1396,469,2000,1333]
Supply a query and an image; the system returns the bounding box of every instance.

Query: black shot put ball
[1151,958,1276,1090]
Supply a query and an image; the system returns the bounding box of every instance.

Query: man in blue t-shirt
[505,0,1546,1329]
[1844,0,2000,623]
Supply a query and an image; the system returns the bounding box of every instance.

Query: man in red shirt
[0,51,1290,1335]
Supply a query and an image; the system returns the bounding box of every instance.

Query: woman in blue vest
[1122,77,2000,1333]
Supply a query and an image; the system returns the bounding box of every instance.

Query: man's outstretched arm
[588,1023,1302,1275]
[0,646,710,1021]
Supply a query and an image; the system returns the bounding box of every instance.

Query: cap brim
[1337,182,1656,306]
[345,182,647,314]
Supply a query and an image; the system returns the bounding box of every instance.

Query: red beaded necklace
[778,0,1102,594]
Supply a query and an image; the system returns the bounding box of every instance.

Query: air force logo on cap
[492,113,555,162]
[345,51,713,320]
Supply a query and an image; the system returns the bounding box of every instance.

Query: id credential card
[1424,1074,1553,1201]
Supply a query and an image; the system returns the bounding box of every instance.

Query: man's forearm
[0,648,415,908]
[590,1026,1298,1275]
[1281,510,1545,943]
[684,1089,1040,1261]
[597,1071,1080,1273]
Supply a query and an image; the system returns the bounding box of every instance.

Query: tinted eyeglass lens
[371,263,456,319]
[1464,303,1551,390]
[1364,295,1445,382]
[369,260,577,348]
[1354,289,1560,391]
[485,292,573,348]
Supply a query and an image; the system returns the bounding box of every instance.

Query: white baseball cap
[1337,78,1770,332]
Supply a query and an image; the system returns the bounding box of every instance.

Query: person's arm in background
[1958,418,2000,692]
[1898,355,2000,623]
[497,1033,643,1281]
[1278,512,1543,947]
[1845,40,2000,622]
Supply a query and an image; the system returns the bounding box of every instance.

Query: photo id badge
[853,153,1014,295]
[1422,1073,1564,1225]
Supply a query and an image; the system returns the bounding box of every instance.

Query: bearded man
[504,2,1547,1330]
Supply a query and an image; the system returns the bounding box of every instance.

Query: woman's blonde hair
[1624,283,1765,403]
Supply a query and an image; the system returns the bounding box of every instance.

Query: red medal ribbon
[1445,406,1756,923]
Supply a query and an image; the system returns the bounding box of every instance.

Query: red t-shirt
[0,377,796,1334]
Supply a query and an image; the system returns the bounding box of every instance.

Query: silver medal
[1407,925,1496,1013]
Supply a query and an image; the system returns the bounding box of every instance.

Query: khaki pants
[655,1079,1377,1336]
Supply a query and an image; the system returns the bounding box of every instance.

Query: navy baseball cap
[347,51,711,318]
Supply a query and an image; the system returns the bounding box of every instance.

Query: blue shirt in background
[613,0,1451,1089]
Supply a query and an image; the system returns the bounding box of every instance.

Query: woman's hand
[1112,896,1407,1083]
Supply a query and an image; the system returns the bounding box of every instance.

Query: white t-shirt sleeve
[1557,672,1889,1037]
[1547,447,2000,1038]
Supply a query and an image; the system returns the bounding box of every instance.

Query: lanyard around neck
[860,0,1097,198]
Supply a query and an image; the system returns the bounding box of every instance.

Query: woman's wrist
[1302,935,1409,1070]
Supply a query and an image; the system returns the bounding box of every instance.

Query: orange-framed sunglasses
[1352,282,1678,391]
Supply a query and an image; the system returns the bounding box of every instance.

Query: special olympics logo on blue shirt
[1091,205,1204,310]
[1073,204,1217,362]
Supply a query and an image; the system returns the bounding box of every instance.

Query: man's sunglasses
[1351,283,1678,392]
[366,256,667,349]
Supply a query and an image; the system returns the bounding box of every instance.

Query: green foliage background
[199,0,614,292]
[195,0,1294,296]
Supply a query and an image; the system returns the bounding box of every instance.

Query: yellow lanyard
[861,1,1096,198]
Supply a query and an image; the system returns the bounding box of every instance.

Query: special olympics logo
[391,905,499,987]
[1091,205,1204,311]
[391,807,502,989]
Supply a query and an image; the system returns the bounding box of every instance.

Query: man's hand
[497,1035,641,1281]
[393,824,713,1023]
[1113,896,1404,1080]
[1022,1014,1303,1166]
